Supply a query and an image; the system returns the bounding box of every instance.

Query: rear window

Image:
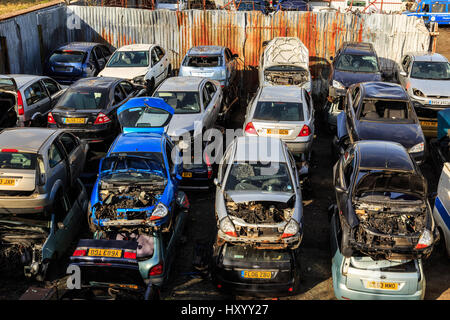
[153,91,201,114]
[224,245,291,263]
[0,152,36,170]
[57,89,108,110]
[350,258,417,272]
[49,50,86,64]
[118,106,172,128]
[253,101,304,121]
[183,55,222,67]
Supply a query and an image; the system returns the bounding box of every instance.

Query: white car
[433,162,450,257]
[98,44,171,91]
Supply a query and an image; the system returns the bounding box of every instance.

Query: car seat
[362,102,380,119]
[384,108,405,119]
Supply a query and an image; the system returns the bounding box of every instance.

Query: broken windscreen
[336,54,379,73]
[358,99,414,123]
[183,55,222,67]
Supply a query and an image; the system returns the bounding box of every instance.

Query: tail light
[17,91,24,116]
[298,124,311,137]
[1,149,18,152]
[415,229,433,250]
[205,151,213,179]
[149,262,163,276]
[72,249,86,256]
[245,122,257,135]
[47,112,56,124]
[94,112,111,125]
[124,251,137,259]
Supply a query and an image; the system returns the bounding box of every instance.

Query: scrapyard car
[396,52,450,137]
[333,140,437,259]
[214,136,303,249]
[432,162,450,257]
[333,82,426,164]
[0,178,89,280]
[330,211,425,300]
[259,37,311,93]
[212,243,301,296]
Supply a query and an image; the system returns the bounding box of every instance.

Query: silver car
[0,74,66,128]
[243,85,314,159]
[213,136,303,249]
[396,52,450,137]
[153,76,223,148]
[330,212,425,300]
[0,128,87,214]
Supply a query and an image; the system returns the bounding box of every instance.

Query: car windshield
[118,105,172,128]
[225,161,294,192]
[253,101,304,121]
[410,61,450,80]
[57,88,108,110]
[106,51,149,67]
[100,153,166,184]
[358,99,413,122]
[237,1,264,10]
[224,245,291,263]
[336,54,379,73]
[153,91,201,114]
[0,152,36,170]
[183,55,222,67]
[49,50,86,64]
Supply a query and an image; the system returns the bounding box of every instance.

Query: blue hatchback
[404,0,450,25]
[44,42,112,85]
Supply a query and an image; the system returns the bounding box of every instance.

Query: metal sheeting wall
[0,4,67,75]
[66,6,430,95]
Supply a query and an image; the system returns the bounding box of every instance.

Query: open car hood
[262,37,309,70]
[117,97,174,134]
[225,190,294,204]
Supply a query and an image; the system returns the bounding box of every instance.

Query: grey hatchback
[0,128,87,214]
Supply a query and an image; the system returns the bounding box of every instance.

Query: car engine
[264,70,309,86]
[226,200,294,224]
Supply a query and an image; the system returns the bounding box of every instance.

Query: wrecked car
[432,162,450,258]
[259,37,311,93]
[333,82,426,165]
[0,178,88,280]
[429,108,450,173]
[333,140,437,260]
[214,136,303,249]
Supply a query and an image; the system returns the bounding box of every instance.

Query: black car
[328,42,383,98]
[44,42,112,85]
[47,77,141,147]
[332,140,437,260]
[212,244,300,297]
[333,82,426,164]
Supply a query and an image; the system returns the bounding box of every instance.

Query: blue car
[44,42,112,85]
[404,0,450,25]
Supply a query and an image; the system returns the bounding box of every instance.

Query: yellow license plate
[267,129,289,135]
[241,270,272,279]
[88,248,122,258]
[64,117,85,124]
[366,281,398,290]
[0,179,15,186]
[182,172,192,178]
[420,121,437,128]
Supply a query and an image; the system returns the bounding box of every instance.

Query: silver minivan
[0,128,87,214]
[330,212,425,300]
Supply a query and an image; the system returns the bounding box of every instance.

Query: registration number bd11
[241,270,272,279]
[88,248,122,257]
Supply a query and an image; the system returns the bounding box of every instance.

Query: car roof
[360,82,408,100]
[187,46,225,56]
[71,77,120,89]
[356,141,415,171]
[0,128,58,153]
[57,42,101,51]
[258,86,304,102]
[116,44,154,51]
[156,76,204,92]
[341,42,375,55]
[110,133,164,154]
[232,136,287,163]
[5,74,45,88]
[408,52,449,62]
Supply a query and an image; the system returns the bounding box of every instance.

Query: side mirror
[399,71,407,77]
[335,185,347,194]
[213,178,221,187]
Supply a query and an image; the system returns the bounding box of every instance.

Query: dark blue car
[328,42,383,98]
[44,42,112,85]
[276,0,309,11]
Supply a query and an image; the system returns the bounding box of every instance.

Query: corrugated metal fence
[67,6,431,95]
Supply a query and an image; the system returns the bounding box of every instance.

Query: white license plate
[429,99,450,105]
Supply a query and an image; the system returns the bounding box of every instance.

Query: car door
[398,55,411,87]
[346,86,360,143]
[150,47,164,85]
[58,132,86,184]
[86,50,100,76]
[47,140,69,189]
[119,80,138,100]
[225,48,237,84]
[41,78,64,110]
[94,46,108,72]
[205,81,221,123]
[155,46,169,78]
[23,81,51,124]
[201,83,213,129]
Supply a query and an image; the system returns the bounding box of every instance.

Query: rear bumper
[334,281,424,300]
[0,193,50,213]
[284,138,313,155]
[217,230,301,249]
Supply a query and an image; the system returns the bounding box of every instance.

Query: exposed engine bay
[264,70,309,86]
[94,183,164,220]
[226,200,294,224]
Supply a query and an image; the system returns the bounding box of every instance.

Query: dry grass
[0,0,58,16]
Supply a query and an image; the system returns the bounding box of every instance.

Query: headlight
[220,216,237,237]
[133,75,145,85]
[412,88,425,98]
[150,203,168,221]
[332,80,345,89]
[281,219,299,238]
[409,142,424,153]
[415,229,433,249]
